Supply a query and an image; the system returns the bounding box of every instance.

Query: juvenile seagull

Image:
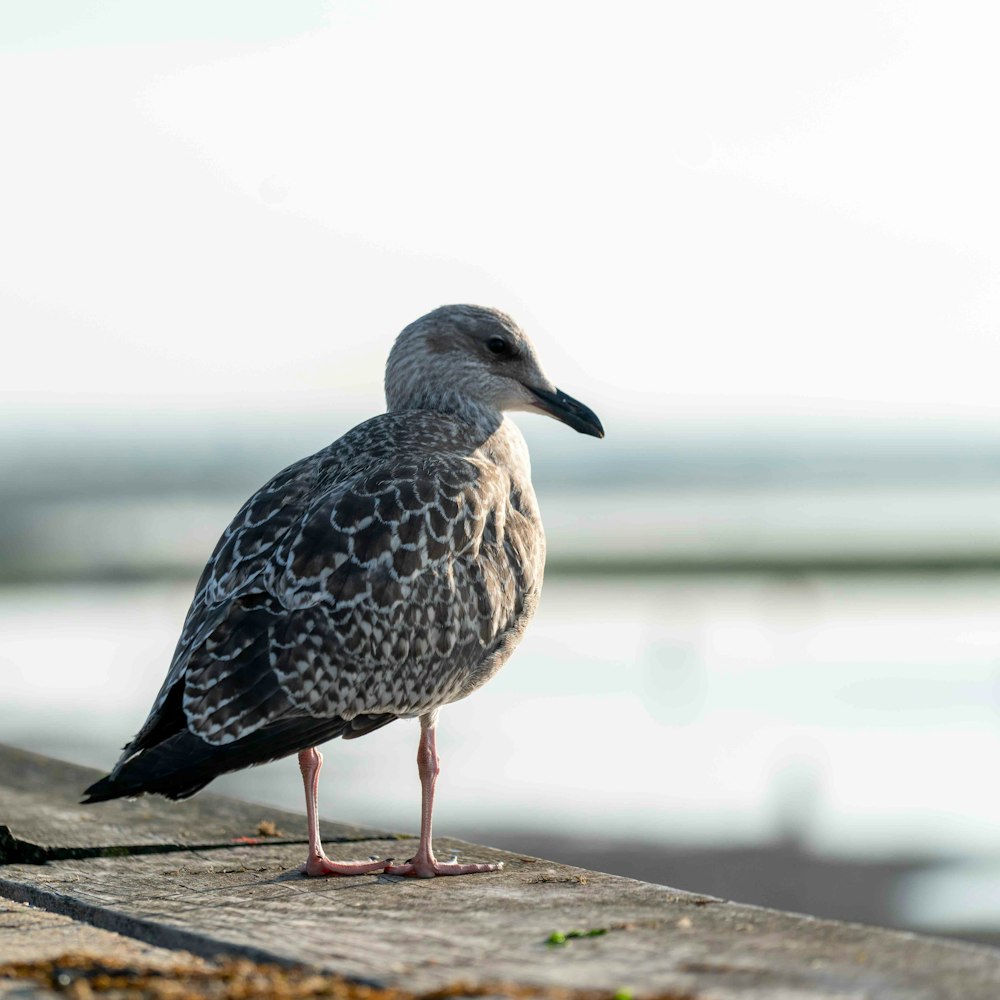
[83,305,603,877]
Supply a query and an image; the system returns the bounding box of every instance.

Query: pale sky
[3,1,1000,434]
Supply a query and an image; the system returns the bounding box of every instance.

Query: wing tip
[80,775,121,804]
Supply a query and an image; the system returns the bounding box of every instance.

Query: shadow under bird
[83,305,603,877]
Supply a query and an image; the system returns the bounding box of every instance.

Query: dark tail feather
[81,730,220,802]
[80,712,398,804]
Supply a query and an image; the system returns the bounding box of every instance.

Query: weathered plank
[3,841,1000,999]
[0,745,384,863]
[0,897,215,999]
[3,745,1000,998]
[0,897,210,969]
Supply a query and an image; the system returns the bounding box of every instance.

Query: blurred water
[2,573,1000,933]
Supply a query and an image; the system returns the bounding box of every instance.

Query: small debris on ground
[546,929,609,947]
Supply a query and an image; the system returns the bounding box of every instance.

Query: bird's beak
[526,385,605,438]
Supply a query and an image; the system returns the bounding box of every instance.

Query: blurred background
[3,0,1000,947]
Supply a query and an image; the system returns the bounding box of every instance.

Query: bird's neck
[389,389,504,440]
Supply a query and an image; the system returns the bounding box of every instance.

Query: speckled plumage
[167,411,539,743]
[83,306,602,878]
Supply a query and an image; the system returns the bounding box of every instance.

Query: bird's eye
[486,336,508,355]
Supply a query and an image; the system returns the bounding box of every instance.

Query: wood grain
[0,745,385,863]
[3,744,1000,998]
[5,842,1000,999]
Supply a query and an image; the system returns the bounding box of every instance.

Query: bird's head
[385,304,604,438]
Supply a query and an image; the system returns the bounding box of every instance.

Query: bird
[82,304,604,878]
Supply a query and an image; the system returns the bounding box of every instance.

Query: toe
[301,855,389,877]
[383,859,503,878]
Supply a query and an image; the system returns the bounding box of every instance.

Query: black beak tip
[528,385,605,440]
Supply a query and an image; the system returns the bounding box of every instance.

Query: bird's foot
[383,853,503,878]
[300,853,390,877]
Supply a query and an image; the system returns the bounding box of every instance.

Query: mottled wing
[118,450,330,760]
[179,452,540,746]
[183,453,328,643]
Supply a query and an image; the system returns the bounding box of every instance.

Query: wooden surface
[0,894,211,971]
[2,744,1000,999]
[0,745,384,863]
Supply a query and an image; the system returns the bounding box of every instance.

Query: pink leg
[384,713,503,878]
[297,748,388,877]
